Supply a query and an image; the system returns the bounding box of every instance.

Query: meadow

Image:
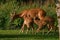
[0,0,59,40]
[0,30,59,40]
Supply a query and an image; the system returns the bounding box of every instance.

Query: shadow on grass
[0,32,59,39]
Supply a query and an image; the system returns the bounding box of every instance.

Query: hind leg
[36,21,43,33]
[47,24,53,34]
[47,27,52,34]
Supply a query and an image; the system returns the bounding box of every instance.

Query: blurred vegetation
[0,30,59,40]
[0,0,58,30]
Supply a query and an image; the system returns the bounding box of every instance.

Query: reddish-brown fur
[20,8,46,33]
[10,8,46,33]
[21,16,34,33]
[34,16,56,34]
[26,8,46,20]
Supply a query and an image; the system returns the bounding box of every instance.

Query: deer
[10,8,46,33]
[34,16,57,34]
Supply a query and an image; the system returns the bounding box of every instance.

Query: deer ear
[10,11,16,17]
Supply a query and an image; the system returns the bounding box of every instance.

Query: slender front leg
[32,27,34,33]
[31,22,34,33]
[36,25,42,33]
[26,24,30,34]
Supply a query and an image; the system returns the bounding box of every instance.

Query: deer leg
[32,27,34,33]
[26,24,30,34]
[36,27,40,33]
[52,25,57,33]
[47,24,50,30]
[36,25,42,33]
[31,22,34,33]
[47,25,52,34]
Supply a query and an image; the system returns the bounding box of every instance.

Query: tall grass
[0,0,58,30]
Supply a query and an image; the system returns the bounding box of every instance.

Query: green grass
[0,0,58,40]
[0,38,58,40]
[0,30,59,40]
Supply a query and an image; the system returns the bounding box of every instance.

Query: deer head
[10,11,16,22]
